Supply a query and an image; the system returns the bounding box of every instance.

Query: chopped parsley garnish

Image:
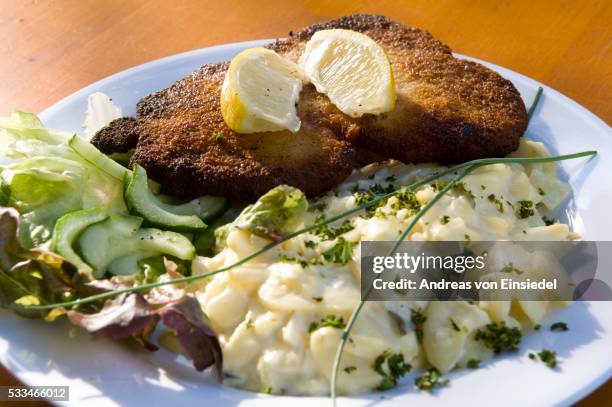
[487,194,504,213]
[314,218,354,241]
[528,352,537,360]
[246,319,254,329]
[391,189,421,212]
[411,308,427,343]
[309,201,327,212]
[542,216,556,226]
[466,359,481,369]
[474,321,522,354]
[499,262,524,275]
[481,185,487,190]
[309,314,346,333]
[312,296,323,303]
[464,234,471,241]
[538,349,558,368]
[262,385,272,394]
[213,132,225,142]
[433,180,474,199]
[534,324,541,331]
[550,322,569,332]
[450,318,460,332]
[517,200,535,218]
[373,350,412,391]
[415,368,449,392]
[385,175,396,182]
[278,253,309,268]
[431,180,449,192]
[353,183,401,217]
[322,237,356,264]
[304,240,317,249]
[538,187,546,196]
[344,366,357,374]
[440,215,450,225]
[454,181,475,200]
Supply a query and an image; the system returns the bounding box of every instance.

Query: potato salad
[192,139,575,395]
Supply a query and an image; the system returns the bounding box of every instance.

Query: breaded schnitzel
[269,14,528,164]
[128,63,355,201]
[92,14,527,200]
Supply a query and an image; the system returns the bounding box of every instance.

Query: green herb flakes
[487,194,504,213]
[304,240,317,249]
[373,350,412,391]
[411,308,427,343]
[474,321,522,354]
[309,314,346,333]
[517,200,535,218]
[538,349,558,368]
[550,322,569,332]
[322,237,356,264]
[449,318,461,332]
[466,359,481,369]
[314,218,354,241]
[499,262,524,275]
[415,368,449,392]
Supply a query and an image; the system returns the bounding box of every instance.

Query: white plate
[1,40,611,407]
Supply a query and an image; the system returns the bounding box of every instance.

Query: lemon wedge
[299,29,396,117]
[221,47,304,133]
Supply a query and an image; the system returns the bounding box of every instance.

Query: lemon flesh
[221,47,304,133]
[299,29,396,118]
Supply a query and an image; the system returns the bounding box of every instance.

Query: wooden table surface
[0,0,610,405]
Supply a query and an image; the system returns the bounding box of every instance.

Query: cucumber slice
[124,164,210,231]
[78,214,142,277]
[78,214,195,278]
[137,228,195,260]
[107,251,156,276]
[68,134,130,180]
[51,208,108,272]
[165,196,229,221]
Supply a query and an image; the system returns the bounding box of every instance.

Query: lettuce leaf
[68,261,222,377]
[0,111,126,248]
[0,207,82,320]
[216,184,307,242]
[0,207,223,376]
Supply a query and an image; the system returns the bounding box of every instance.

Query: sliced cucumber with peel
[124,164,227,231]
[68,134,130,180]
[77,214,195,278]
[51,207,107,273]
[107,251,156,276]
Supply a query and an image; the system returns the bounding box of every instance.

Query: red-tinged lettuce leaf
[0,207,83,319]
[67,266,222,377]
[159,296,223,377]
[67,293,160,351]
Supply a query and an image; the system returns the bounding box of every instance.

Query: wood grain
[0,0,610,405]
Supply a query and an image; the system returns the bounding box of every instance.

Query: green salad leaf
[0,207,83,320]
[216,185,307,242]
[0,112,126,248]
